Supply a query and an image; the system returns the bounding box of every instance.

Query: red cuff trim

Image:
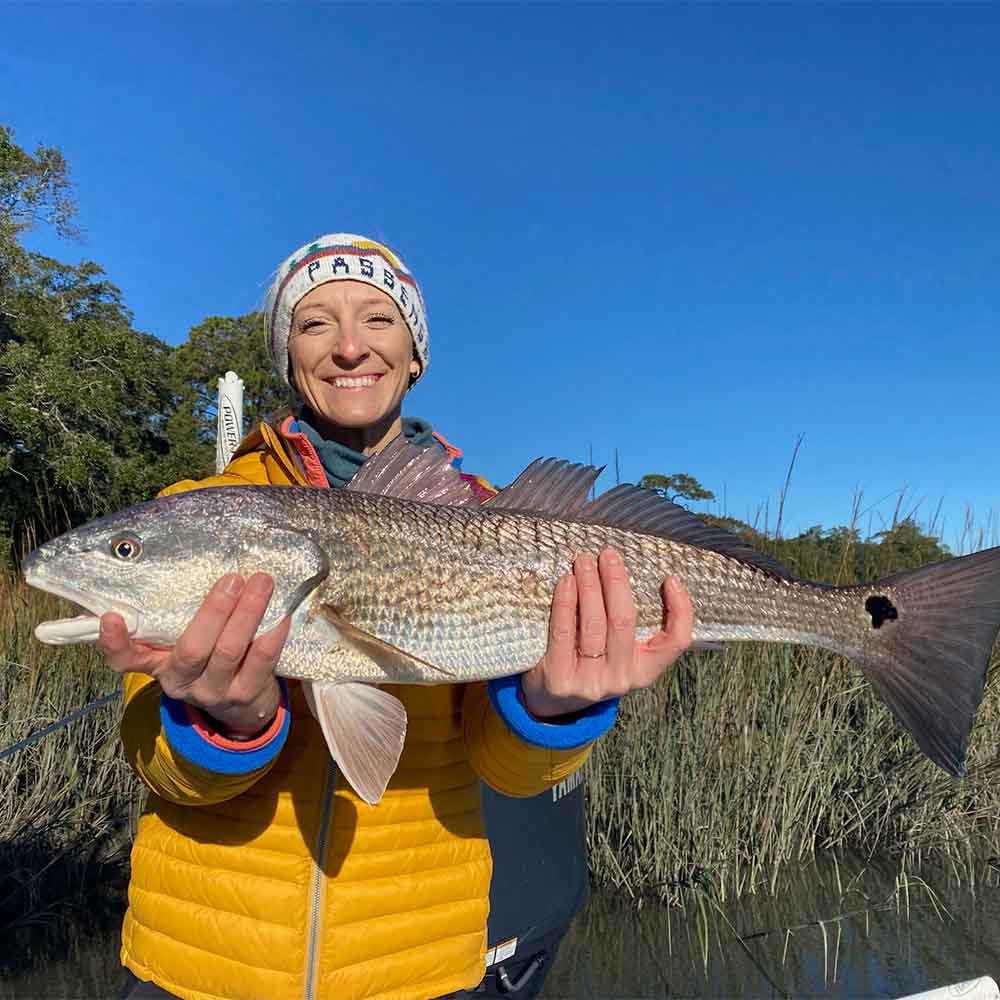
[185,698,288,752]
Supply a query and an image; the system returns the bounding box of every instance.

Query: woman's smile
[327,373,384,390]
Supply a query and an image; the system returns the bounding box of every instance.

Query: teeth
[333,375,379,387]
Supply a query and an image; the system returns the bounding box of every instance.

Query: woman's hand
[521,548,693,719]
[97,572,291,739]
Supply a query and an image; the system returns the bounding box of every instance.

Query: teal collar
[294,412,435,489]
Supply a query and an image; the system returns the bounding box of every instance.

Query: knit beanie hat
[264,234,429,387]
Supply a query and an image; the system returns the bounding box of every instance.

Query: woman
[99,234,694,1000]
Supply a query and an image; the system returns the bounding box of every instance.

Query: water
[541,856,1000,999]
[3,856,999,999]
[1,914,124,999]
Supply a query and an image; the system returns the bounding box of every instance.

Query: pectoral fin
[302,680,407,805]
[317,605,457,679]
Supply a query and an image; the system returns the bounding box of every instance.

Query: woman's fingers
[96,570,288,737]
[226,593,292,706]
[520,572,575,714]
[97,612,168,674]
[166,574,247,695]
[523,554,695,719]
[575,552,607,659]
[638,576,694,681]
[198,574,274,694]
[169,572,288,734]
[599,548,636,695]
[97,612,136,671]
[546,573,578,677]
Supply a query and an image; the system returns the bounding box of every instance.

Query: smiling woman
[287,281,421,450]
[93,232,694,1000]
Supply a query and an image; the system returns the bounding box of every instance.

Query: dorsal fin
[352,441,792,580]
[346,436,479,507]
[577,483,793,580]
[485,458,603,517]
[488,458,793,581]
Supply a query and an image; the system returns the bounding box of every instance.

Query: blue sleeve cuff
[160,678,291,775]
[487,674,619,750]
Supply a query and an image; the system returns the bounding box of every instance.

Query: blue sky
[4,4,999,554]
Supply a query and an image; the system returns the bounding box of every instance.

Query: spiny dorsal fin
[346,435,479,507]
[486,458,603,517]
[488,459,793,581]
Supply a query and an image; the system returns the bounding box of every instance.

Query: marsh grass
[582,469,1000,904]
[586,641,1000,905]
[0,571,142,935]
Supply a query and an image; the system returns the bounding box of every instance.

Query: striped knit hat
[264,234,429,387]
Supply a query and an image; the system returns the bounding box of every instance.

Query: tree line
[0,125,293,560]
[0,125,950,579]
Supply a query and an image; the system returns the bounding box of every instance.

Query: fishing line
[0,690,122,762]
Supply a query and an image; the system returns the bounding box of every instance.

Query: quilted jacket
[118,421,593,1000]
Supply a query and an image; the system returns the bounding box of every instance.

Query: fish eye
[110,534,142,561]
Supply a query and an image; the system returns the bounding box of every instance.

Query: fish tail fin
[853,546,1000,777]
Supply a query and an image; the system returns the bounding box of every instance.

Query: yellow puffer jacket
[119,422,592,1000]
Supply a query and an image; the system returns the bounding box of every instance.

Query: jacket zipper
[292,423,335,1000]
[304,759,337,1000]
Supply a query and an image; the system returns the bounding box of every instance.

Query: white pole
[896,977,999,1000]
[215,371,245,474]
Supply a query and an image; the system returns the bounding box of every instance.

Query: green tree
[0,256,185,540]
[640,472,715,505]
[166,312,294,465]
[0,125,77,256]
[867,518,950,573]
[1,125,78,346]
[0,127,185,552]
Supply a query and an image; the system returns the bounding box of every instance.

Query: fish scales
[286,489,869,683]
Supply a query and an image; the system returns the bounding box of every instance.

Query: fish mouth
[24,568,139,646]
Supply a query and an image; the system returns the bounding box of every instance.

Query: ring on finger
[577,647,606,660]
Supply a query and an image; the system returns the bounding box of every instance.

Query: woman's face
[288,280,420,433]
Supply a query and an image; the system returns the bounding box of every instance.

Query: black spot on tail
[853,547,1000,777]
[866,594,898,629]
